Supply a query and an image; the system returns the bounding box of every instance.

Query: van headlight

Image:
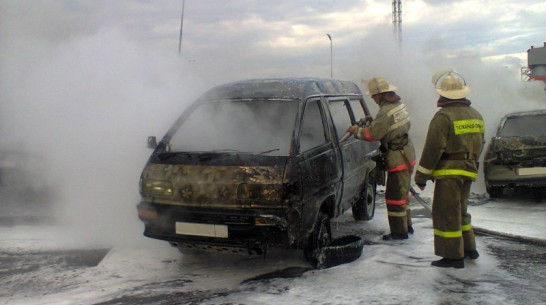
[141,179,173,196]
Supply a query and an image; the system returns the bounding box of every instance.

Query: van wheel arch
[303,211,332,268]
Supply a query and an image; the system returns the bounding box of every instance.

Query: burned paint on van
[141,161,287,207]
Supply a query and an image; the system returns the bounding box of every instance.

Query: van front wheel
[352,180,376,221]
[304,212,332,268]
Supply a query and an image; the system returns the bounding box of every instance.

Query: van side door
[296,98,342,232]
[326,97,377,215]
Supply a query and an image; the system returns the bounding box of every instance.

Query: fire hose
[397,148,433,214]
[342,123,431,213]
[340,116,373,143]
[340,132,352,142]
[342,123,546,246]
[409,185,432,213]
[408,186,546,246]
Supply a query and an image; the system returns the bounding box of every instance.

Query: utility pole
[178,0,186,56]
[392,0,402,42]
[326,34,333,78]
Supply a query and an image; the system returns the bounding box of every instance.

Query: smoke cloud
[1,6,206,247]
[1,2,544,247]
[333,27,545,193]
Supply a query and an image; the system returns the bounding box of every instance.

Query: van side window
[328,99,353,139]
[299,100,327,152]
[349,99,366,120]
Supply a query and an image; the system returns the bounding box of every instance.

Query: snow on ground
[469,196,545,240]
[196,207,513,305]
[1,188,545,305]
[412,185,545,241]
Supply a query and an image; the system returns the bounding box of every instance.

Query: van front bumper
[137,201,295,254]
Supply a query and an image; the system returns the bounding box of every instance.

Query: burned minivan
[484,109,546,198]
[137,78,378,266]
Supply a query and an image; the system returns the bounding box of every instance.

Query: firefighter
[414,70,484,269]
[347,77,416,240]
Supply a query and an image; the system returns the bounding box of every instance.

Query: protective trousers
[385,169,412,235]
[432,178,476,259]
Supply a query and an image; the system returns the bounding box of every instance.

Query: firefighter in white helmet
[347,77,416,240]
[415,70,485,269]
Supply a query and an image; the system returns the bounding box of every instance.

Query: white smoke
[1,2,544,247]
[333,26,545,193]
[1,5,207,247]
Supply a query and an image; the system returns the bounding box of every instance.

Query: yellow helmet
[365,77,398,96]
[432,69,470,99]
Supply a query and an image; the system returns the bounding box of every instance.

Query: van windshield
[168,99,298,155]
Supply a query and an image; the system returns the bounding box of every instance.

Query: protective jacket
[354,97,416,171]
[415,99,485,184]
[353,95,416,236]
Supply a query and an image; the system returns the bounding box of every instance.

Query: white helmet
[365,77,398,96]
[432,69,470,99]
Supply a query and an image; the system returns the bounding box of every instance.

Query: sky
[2,1,546,80]
[0,0,545,245]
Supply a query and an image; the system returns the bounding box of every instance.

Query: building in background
[522,42,546,94]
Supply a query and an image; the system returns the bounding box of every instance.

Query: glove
[346,125,357,134]
[355,116,373,127]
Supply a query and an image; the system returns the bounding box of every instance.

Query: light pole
[326,33,332,78]
[178,0,186,56]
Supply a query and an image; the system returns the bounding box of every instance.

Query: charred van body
[137,78,378,265]
[484,109,546,198]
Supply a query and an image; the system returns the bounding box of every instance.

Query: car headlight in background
[499,151,514,162]
[141,179,173,196]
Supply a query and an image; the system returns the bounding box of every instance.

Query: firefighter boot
[382,233,408,241]
[465,250,479,260]
[431,258,465,269]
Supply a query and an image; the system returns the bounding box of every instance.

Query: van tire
[352,180,376,221]
[320,235,364,268]
[304,212,332,268]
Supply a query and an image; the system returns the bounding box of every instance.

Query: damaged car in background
[0,149,53,199]
[483,109,546,198]
[0,149,54,223]
[137,78,379,267]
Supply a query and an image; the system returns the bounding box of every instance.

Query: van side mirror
[147,136,158,149]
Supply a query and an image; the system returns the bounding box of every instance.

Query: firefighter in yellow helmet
[415,70,485,269]
[347,77,416,240]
